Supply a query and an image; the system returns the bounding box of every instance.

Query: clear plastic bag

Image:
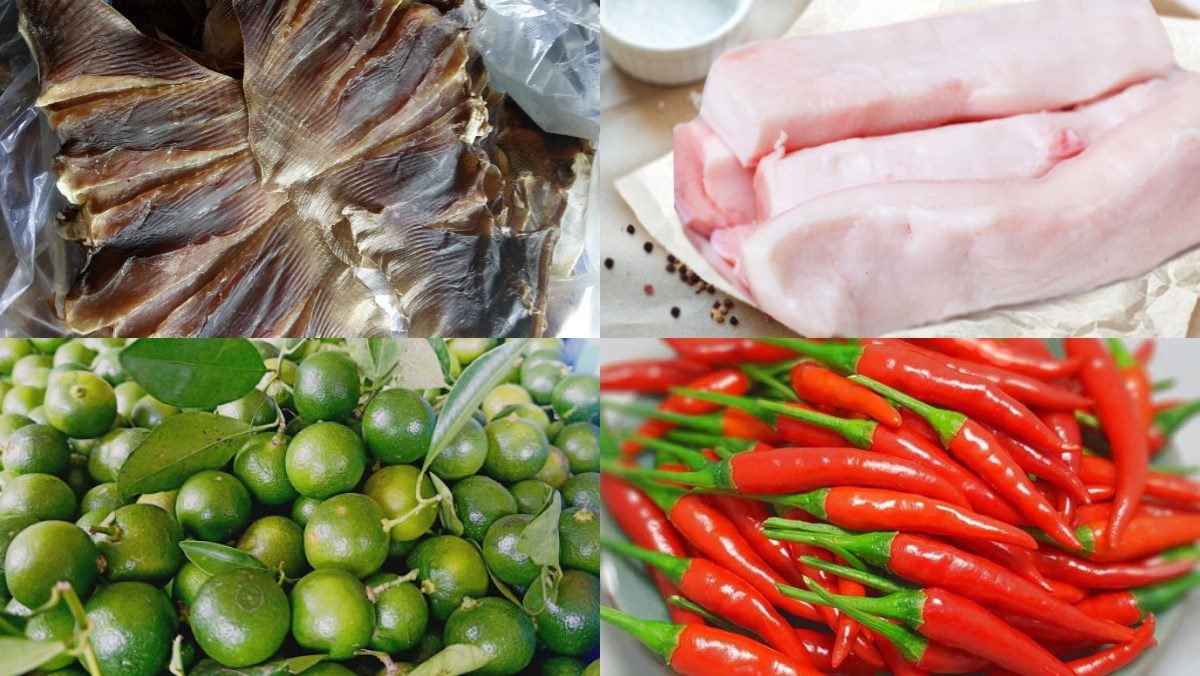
[469,0,600,141]
[0,0,596,337]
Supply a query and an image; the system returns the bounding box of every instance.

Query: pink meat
[700,0,1176,166]
[754,78,1177,220]
[673,120,756,235]
[739,72,1200,337]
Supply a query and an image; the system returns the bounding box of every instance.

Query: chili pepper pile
[600,338,1200,676]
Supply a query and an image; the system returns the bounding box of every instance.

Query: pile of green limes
[0,337,600,676]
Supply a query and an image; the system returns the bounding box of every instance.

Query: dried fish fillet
[19,0,384,337]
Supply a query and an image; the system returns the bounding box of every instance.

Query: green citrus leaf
[522,566,563,615]
[517,491,562,568]
[180,540,268,576]
[348,339,400,386]
[116,412,252,498]
[407,644,495,676]
[423,341,528,471]
[0,637,69,675]
[427,338,452,381]
[120,339,266,408]
[430,473,464,537]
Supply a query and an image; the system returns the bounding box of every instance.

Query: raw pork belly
[700,0,1176,166]
[740,73,1200,336]
[673,120,756,235]
[753,78,1176,221]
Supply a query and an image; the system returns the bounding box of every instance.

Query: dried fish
[17,0,584,337]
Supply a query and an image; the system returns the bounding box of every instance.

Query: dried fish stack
[15,0,591,336]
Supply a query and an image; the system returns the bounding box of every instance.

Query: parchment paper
[614,0,1200,337]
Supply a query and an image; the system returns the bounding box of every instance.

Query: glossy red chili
[766,339,1070,456]
[601,358,711,394]
[600,474,704,625]
[1066,614,1156,676]
[1066,338,1149,548]
[761,525,1136,644]
[612,445,968,507]
[780,580,1074,676]
[1031,548,1197,589]
[770,488,1036,548]
[1075,571,1200,625]
[603,539,816,666]
[854,376,1082,549]
[665,338,798,365]
[905,337,1080,380]
[1109,338,1154,433]
[1077,504,1200,562]
[601,606,817,676]
[789,361,902,426]
[621,368,750,455]
[991,429,1090,505]
[793,628,879,674]
[1043,411,1084,523]
[707,494,804,585]
[1079,455,1200,507]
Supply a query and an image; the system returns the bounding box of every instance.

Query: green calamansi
[366,572,429,653]
[452,475,518,542]
[561,472,600,511]
[482,383,533,421]
[303,493,388,578]
[484,416,549,483]
[190,568,291,668]
[0,473,77,521]
[443,597,537,675]
[509,479,555,515]
[534,446,571,488]
[234,433,298,506]
[291,496,322,527]
[429,417,488,480]
[85,581,177,676]
[88,428,149,483]
[0,514,38,597]
[3,385,44,416]
[362,388,435,464]
[238,515,307,579]
[0,412,34,445]
[407,535,490,620]
[216,389,280,426]
[363,464,438,544]
[172,561,212,609]
[113,382,145,419]
[291,568,375,659]
[136,490,177,514]
[90,504,184,583]
[90,350,127,386]
[540,656,588,676]
[129,395,179,428]
[52,341,96,369]
[79,483,125,515]
[25,603,77,670]
[4,520,99,608]
[2,424,71,476]
[0,338,34,375]
[529,570,600,657]
[294,351,361,422]
[559,507,599,575]
[555,422,599,473]
[175,471,252,541]
[285,422,366,499]
[44,371,117,439]
[520,359,568,406]
[482,514,539,587]
[447,339,498,366]
[550,374,599,424]
[11,354,52,388]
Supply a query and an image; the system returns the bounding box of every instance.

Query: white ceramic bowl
[601,0,755,86]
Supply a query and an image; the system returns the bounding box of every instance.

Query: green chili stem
[604,401,722,433]
[633,436,710,470]
[777,579,925,629]
[759,339,862,374]
[849,375,963,444]
[1132,571,1200,615]
[1156,400,1200,437]
[600,606,682,662]
[602,538,689,582]
[799,577,928,663]
[797,556,909,594]
[667,596,743,634]
[755,399,875,448]
[741,364,800,401]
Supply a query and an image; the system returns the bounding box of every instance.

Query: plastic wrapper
[469,0,600,141]
[0,0,597,338]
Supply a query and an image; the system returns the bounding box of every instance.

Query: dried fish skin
[202,0,242,64]
[235,0,475,190]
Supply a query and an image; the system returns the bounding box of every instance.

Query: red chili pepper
[770,487,1036,548]
[832,559,864,669]
[1134,339,1156,365]
[780,579,1074,676]
[1065,338,1149,549]
[603,539,817,666]
[1075,571,1200,625]
[620,368,750,455]
[1031,548,1197,589]
[854,376,1082,550]
[1079,455,1200,507]
[953,538,1055,591]
[991,429,1091,506]
[761,524,1136,644]
[619,480,823,622]
[665,338,798,365]
[1044,411,1084,523]
[601,358,711,394]
[600,474,705,625]
[793,628,880,674]
[767,338,1071,456]
[789,362,902,426]
[1076,503,1200,562]
[905,337,1080,380]
[680,389,1016,522]
[1109,339,1154,433]
[615,400,781,444]
[601,606,818,676]
[1043,579,1087,604]
[608,445,969,507]
[896,341,1091,411]
[707,494,804,585]
[1066,614,1156,676]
